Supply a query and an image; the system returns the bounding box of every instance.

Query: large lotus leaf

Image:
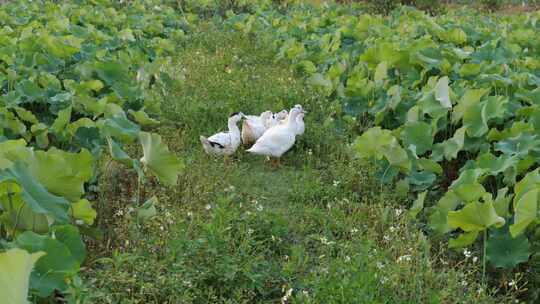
[452,88,489,124]
[487,121,533,142]
[15,80,44,101]
[487,226,530,269]
[51,106,72,136]
[450,168,487,189]
[99,113,140,143]
[464,96,508,138]
[0,248,45,304]
[53,225,86,264]
[448,201,505,232]
[14,107,38,124]
[494,132,540,157]
[493,188,513,218]
[417,158,442,175]
[139,132,183,186]
[0,139,30,169]
[514,169,540,203]
[401,121,433,155]
[449,231,478,249]
[94,60,129,86]
[459,63,481,77]
[0,193,50,234]
[106,137,133,167]
[66,118,95,137]
[434,76,451,109]
[355,127,411,171]
[428,190,461,234]
[409,191,426,219]
[453,182,488,203]
[28,148,93,202]
[13,231,80,297]
[431,127,466,161]
[374,61,387,83]
[69,199,97,226]
[128,109,160,127]
[476,152,518,176]
[0,162,69,223]
[510,189,539,238]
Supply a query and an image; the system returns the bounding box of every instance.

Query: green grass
[82,23,518,304]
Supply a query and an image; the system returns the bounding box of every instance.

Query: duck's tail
[199,135,212,153]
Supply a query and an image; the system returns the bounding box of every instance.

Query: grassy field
[83,23,518,303]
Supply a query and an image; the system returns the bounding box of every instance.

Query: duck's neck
[228,120,240,134]
[286,112,299,129]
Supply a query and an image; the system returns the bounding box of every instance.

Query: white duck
[241,111,273,146]
[247,107,305,166]
[264,110,289,129]
[200,112,243,156]
[279,104,305,135]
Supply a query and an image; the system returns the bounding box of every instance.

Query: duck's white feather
[201,113,243,156]
[247,108,303,158]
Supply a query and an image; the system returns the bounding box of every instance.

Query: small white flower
[472,256,478,263]
[160,225,164,231]
[307,149,313,155]
[205,204,212,210]
[376,262,384,269]
[332,180,340,187]
[256,204,263,212]
[380,277,389,284]
[187,211,193,217]
[383,235,391,242]
[247,228,254,235]
[281,288,293,304]
[389,226,396,233]
[461,280,468,287]
[344,255,351,262]
[463,249,472,258]
[397,254,412,263]
[395,208,403,217]
[350,228,359,234]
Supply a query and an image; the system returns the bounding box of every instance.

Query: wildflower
[463,249,472,258]
[395,208,403,217]
[397,254,412,263]
[307,149,313,155]
[332,180,340,187]
[256,204,263,212]
[389,226,396,233]
[320,237,334,245]
[281,288,293,304]
[187,211,193,217]
[472,256,478,263]
[376,262,384,269]
[461,280,468,287]
[205,204,212,210]
[350,228,359,234]
[344,255,351,262]
[383,234,391,242]
[247,228,254,235]
[380,277,389,284]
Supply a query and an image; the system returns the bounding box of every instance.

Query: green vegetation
[228,1,540,301]
[0,0,185,301]
[1,0,538,303]
[84,24,512,303]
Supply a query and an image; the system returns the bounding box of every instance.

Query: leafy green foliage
[226,0,540,274]
[0,248,45,304]
[487,226,531,269]
[0,0,187,301]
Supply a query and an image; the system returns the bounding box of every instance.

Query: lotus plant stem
[482,229,487,287]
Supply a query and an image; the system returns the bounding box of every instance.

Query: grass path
[85,24,513,304]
